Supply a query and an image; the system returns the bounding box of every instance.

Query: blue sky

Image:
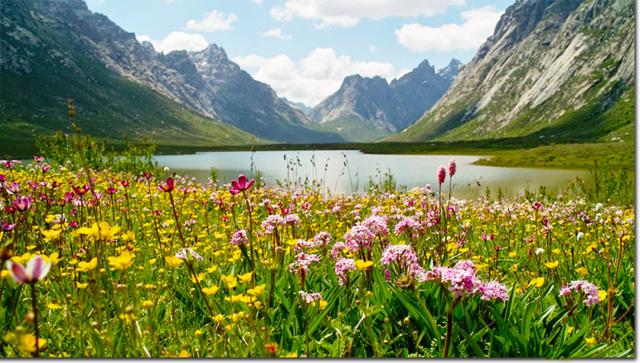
[86,0,514,106]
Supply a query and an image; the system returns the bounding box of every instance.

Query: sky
[85,0,514,106]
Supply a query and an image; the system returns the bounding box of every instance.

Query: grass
[0,154,634,357]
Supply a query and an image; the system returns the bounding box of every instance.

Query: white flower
[535,248,545,256]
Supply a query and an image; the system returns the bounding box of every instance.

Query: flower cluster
[560,280,602,306]
[288,252,321,275]
[230,229,249,246]
[423,260,508,302]
[298,290,322,304]
[334,258,356,286]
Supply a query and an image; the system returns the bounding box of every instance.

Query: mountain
[0,0,344,146]
[310,59,461,142]
[387,0,635,143]
[0,0,261,151]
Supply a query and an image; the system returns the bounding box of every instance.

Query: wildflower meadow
[0,154,635,358]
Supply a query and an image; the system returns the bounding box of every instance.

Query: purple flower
[284,213,301,225]
[312,232,331,248]
[175,248,203,261]
[298,290,322,304]
[230,230,248,246]
[334,258,356,286]
[344,224,375,251]
[289,252,320,275]
[262,214,285,234]
[13,196,32,212]
[476,281,509,302]
[362,215,389,236]
[560,280,602,306]
[394,217,421,236]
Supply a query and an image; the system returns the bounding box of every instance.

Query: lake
[153,150,590,198]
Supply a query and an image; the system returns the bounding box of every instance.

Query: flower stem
[31,282,40,357]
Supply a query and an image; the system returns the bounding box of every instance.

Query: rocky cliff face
[310,59,461,141]
[1,0,343,143]
[389,0,634,142]
[0,0,262,146]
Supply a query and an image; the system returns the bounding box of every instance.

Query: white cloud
[270,0,465,28]
[136,32,209,53]
[261,28,292,40]
[395,6,502,52]
[235,48,402,106]
[185,10,238,32]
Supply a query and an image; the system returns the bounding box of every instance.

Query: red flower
[158,177,175,193]
[229,174,255,195]
[437,166,446,185]
[72,184,91,196]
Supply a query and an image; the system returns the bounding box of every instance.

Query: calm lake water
[153,150,590,198]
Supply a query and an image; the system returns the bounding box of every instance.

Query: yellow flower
[202,286,220,296]
[107,251,134,271]
[47,303,63,310]
[213,314,225,323]
[77,257,98,273]
[142,300,154,309]
[75,222,121,241]
[148,258,157,265]
[530,277,545,288]
[544,261,559,270]
[76,282,89,289]
[220,274,238,289]
[508,251,517,258]
[576,267,588,276]
[318,300,328,311]
[585,336,596,345]
[0,270,9,279]
[178,350,190,358]
[355,260,374,270]
[598,290,608,301]
[239,272,253,284]
[511,264,519,272]
[567,326,574,334]
[194,330,203,338]
[41,228,61,242]
[247,284,266,298]
[165,255,183,268]
[206,265,218,273]
[20,334,47,353]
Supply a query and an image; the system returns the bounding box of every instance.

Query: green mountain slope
[387,0,634,143]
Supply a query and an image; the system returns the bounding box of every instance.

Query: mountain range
[310,59,461,141]
[0,0,634,151]
[387,0,635,143]
[0,0,346,145]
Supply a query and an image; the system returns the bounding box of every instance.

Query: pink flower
[175,248,203,261]
[230,230,249,246]
[157,177,175,193]
[229,174,255,195]
[298,290,322,304]
[560,280,601,306]
[5,255,51,284]
[448,159,456,177]
[334,258,356,286]
[437,165,446,185]
[344,224,375,251]
[476,281,509,302]
[13,196,32,212]
[362,215,389,236]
